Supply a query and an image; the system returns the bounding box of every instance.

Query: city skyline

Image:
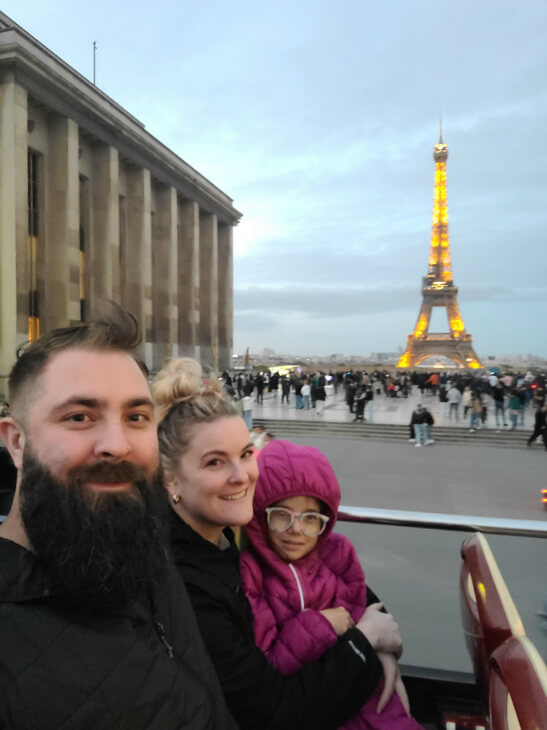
[3,1,546,359]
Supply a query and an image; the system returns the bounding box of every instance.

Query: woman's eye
[242,449,254,459]
[206,458,222,467]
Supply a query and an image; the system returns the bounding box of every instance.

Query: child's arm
[323,534,369,621]
[240,552,339,675]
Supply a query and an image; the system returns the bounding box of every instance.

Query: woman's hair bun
[153,358,224,422]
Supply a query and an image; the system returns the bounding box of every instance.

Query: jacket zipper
[154,619,174,658]
[289,563,305,611]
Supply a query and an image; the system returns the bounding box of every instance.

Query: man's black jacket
[0,537,236,730]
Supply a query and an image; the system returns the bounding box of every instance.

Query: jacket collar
[0,537,54,602]
[168,511,240,590]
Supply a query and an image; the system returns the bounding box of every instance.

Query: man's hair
[9,305,146,412]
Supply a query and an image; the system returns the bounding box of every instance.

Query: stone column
[199,212,218,369]
[43,115,80,329]
[177,200,200,360]
[0,76,28,397]
[152,185,178,369]
[217,222,233,371]
[124,167,151,357]
[88,144,119,317]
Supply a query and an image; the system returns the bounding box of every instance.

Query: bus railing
[337,505,547,538]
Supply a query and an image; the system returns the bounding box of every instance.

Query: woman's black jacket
[169,515,382,730]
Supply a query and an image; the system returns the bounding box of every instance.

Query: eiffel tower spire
[397,128,482,369]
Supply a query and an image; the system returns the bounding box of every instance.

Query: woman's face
[166,416,258,545]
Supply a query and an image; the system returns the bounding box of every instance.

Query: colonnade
[0,76,235,397]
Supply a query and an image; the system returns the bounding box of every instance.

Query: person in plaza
[314,373,327,416]
[532,384,545,409]
[301,379,312,409]
[364,379,374,422]
[492,380,507,429]
[155,359,403,730]
[447,383,462,421]
[281,375,291,404]
[270,371,279,397]
[0,402,9,418]
[461,385,472,419]
[240,439,423,730]
[294,376,304,409]
[250,425,274,451]
[0,309,235,729]
[425,372,439,396]
[409,404,429,447]
[346,377,357,414]
[255,372,265,404]
[507,390,523,430]
[241,393,253,430]
[526,404,547,449]
[468,391,483,432]
[353,379,368,423]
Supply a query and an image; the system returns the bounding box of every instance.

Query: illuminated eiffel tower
[397,125,482,369]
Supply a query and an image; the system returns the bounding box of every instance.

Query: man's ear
[0,417,26,470]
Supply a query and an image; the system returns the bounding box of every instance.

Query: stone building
[0,12,241,396]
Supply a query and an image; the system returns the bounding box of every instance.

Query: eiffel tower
[397,125,482,369]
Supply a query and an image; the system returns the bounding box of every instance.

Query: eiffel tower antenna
[397,128,482,369]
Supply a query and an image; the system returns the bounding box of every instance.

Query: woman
[153,358,403,730]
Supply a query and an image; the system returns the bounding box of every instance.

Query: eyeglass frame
[265,506,330,537]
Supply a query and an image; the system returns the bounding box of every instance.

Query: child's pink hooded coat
[240,439,422,730]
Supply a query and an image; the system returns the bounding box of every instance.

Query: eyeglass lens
[267,508,326,537]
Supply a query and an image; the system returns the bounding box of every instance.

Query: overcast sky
[5,1,546,358]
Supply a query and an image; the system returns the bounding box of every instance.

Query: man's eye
[128,413,149,423]
[65,413,90,423]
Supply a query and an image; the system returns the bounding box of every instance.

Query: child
[240,439,423,730]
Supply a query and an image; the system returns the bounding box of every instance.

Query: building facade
[0,12,241,397]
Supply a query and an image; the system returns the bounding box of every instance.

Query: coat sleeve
[240,551,337,674]
[184,579,382,730]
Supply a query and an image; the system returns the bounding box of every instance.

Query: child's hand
[356,603,403,655]
[375,652,410,716]
[319,607,355,636]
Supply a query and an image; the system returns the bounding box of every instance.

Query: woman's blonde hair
[153,358,239,470]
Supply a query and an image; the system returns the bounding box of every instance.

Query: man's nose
[94,420,131,460]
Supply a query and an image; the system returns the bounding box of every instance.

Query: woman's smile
[220,488,248,501]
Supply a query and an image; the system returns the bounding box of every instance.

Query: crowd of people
[215,367,546,448]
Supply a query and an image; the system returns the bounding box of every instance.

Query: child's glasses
[265,507,329,538]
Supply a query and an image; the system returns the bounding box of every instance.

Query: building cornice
[0,16,241,224]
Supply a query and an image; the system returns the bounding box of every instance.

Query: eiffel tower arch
[398,125,482,370]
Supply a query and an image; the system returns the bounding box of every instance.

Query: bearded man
[0,308,236,729]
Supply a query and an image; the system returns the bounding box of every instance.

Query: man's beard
[19,450,169,612]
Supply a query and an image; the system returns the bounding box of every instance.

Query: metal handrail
[337,505,547,538]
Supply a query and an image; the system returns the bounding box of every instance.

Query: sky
[4,1,546,359]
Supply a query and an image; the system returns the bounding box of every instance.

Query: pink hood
[245,439,340,567]
[245,439,340,563]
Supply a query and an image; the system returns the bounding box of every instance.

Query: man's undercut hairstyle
[9,305,146,412]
